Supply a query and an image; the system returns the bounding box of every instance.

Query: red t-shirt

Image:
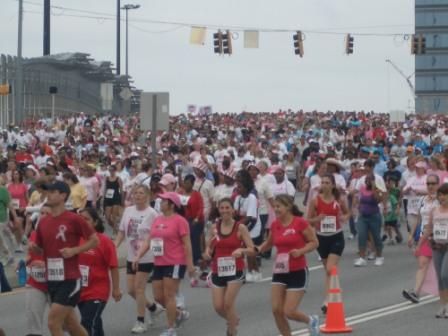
[271,216,309,271]
[27,231,47,292]
[79,233,118,302]
[35,211,95,281]
[184,191,204,223]
[15,153,34,164]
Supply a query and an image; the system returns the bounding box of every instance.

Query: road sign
[140,92,169,131]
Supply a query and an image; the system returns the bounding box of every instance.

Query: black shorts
[317,231,345,259]
[47,279,81,307]
[272,268,309,291]
[152,265,186,280]
[252,235,263,246]
[211,271,245,288]
[385,220,398,228]
[126,261,154,275]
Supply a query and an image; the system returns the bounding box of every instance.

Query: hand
[29,242,43,255]
[59,247,77,258]
[112,288,122,302]
[232,248,243,258]
[132,258,139,272]
[202,250,212,261]
[289,249,304,258]
[187,264,196,278]
[407,235,414,249]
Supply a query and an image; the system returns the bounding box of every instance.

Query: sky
[1,0,416,115]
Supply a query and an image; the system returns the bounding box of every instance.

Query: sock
[147,303,156,312]
[137,316,144,323]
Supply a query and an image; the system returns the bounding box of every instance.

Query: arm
[257,231,273,254]
[203,224,217,260]
[232,224,255,258]
[133,238,150,264]
[114,230,125,248]
[181,234,195,277]
[110,267,122,302]
[290,225,319,258]
[339,197,350,223]
[306,197,324,226]
[60,233,99,258]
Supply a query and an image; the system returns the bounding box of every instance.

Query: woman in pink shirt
[135,192,194,336]
[8,170,28,248]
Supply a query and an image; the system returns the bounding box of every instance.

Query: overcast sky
[1,0,416,115]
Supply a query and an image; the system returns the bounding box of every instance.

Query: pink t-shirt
[149,214,190,266]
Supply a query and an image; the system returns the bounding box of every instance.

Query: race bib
[151,238,164,256]
[217,257,236,277]
[11,199,20,209]
[321,216,337,233]
[273,253,289,274]
[47,258,65,281]
[30,266,46,283]
[408,197,421,213]
[179,195,190,206]
[434,220,448,242]
[105,189,115,199]
[65,197,73,210]
[79,265,89,287]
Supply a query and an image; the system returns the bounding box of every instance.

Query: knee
[47,318,60,332]
[272,305,283,317]
[214,302,225,314]
[223,301,233,313]
[127,288,136,298]
[283,306,295,320]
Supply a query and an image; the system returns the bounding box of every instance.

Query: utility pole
[15,0,24,123]
[121,4,140,78]
[43,0,50,55]
[116,0,121,75]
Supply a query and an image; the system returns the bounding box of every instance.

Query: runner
[403,174,439,304]
[29,181,99,336]
[134,192,195,336]
[257,194,320,336]
[78,207,122,336]
[424,183,448,318]
[306,173,349,314]
[203,198,255,336]
[104,165,123,235]
[114,185,164,334]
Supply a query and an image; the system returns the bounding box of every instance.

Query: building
[415,0,448,114]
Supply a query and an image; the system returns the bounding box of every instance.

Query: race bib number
[408,197,421,213]
[217,257,236,277]
[65,197,74,210]
[434,220,448,241]
[47,258,65,281]
[30,266,46,283]
[79,265,89,287]
[179,195,190,206]
[105,189,115,199]
[273,253,289,274]
[321,216,337,233]
[11,199,20,209]
[151,238,164,256]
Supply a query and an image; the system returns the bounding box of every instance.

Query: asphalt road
[0,227,446,336]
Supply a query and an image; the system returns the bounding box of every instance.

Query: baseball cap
[159,192,181,208]
[42,181,71,195]
[159,173,177,186]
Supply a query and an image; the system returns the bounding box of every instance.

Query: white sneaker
[131,321,147,334]
[374,257,384,266]
[386,238,396,246]
[354,257,367,267]
[150,302,165,322]
[252,271,262,282]
[367,252,376,260]
[245,271,254,283]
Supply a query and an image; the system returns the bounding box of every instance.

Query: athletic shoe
[252,271,262,282]
[175,310,190,328]
[386,238,396,246]
[382,234,388,242]
[354,258,367,267]
[402,289,419,304]
[21,236,28,245]
[14,246,24,254]
[245,271,254,283]
[175,293,185,310]
[374,257,384,266]
[435,306,446,318]
[131,321,147,334]
[150,302,165,320]
[347,234,355,240]
[308,314,320,336]
[159,328,177,336]
[190,278,199,287]
[367,252,376,260]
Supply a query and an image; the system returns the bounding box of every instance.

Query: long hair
[321,173,341,201]
[274,194,303,217]
[79,207,105,233]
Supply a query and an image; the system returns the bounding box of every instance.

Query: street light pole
[116,0,120,75]
[16,0,24,124]
[121,4,140,79]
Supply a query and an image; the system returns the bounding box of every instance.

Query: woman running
[115,185,164,334]
[203,198,254,336]
[104,165,123,235]
[307,173,349,314]
[424,183,448,317]
[134,192,195,336]
[78,207,122,336]
[257,194,320,336]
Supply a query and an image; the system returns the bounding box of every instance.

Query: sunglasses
[427,182,438,185]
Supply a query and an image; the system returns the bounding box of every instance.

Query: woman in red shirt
[8,170,28,250]
[306,173,349,314]
[180,174,204,266]
[78,207,122,336]
[257,194,320,336]
[203,198,254,336]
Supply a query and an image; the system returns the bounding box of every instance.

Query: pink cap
[159,192,181,208]
[415,161,427,169]
[159,173,177,186]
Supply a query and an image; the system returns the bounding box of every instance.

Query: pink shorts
[416,239,432,258]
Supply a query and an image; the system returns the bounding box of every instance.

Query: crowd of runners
[0,110,447,336]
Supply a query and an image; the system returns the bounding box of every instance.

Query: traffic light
[345,34,354,54]
[411,34,419,54]
[293,31,304,57]
[213,30,223,54]
[222,30,232,55]
[418,34,426,54]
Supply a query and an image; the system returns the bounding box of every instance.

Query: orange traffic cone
[320,266,353,334]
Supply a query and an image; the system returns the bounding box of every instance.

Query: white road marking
[285,295,439,336]
[259,265,324,283]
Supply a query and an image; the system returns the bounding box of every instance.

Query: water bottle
[17,260,27,286]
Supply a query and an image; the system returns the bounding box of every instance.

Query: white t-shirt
[79,176,98,202]
[255,177,274,215]
[214,184,235,204]
[271,179,296,197]
[119,205,157,263]
[234,194,261,239]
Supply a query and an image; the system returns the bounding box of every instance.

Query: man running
[29,181,99,336]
